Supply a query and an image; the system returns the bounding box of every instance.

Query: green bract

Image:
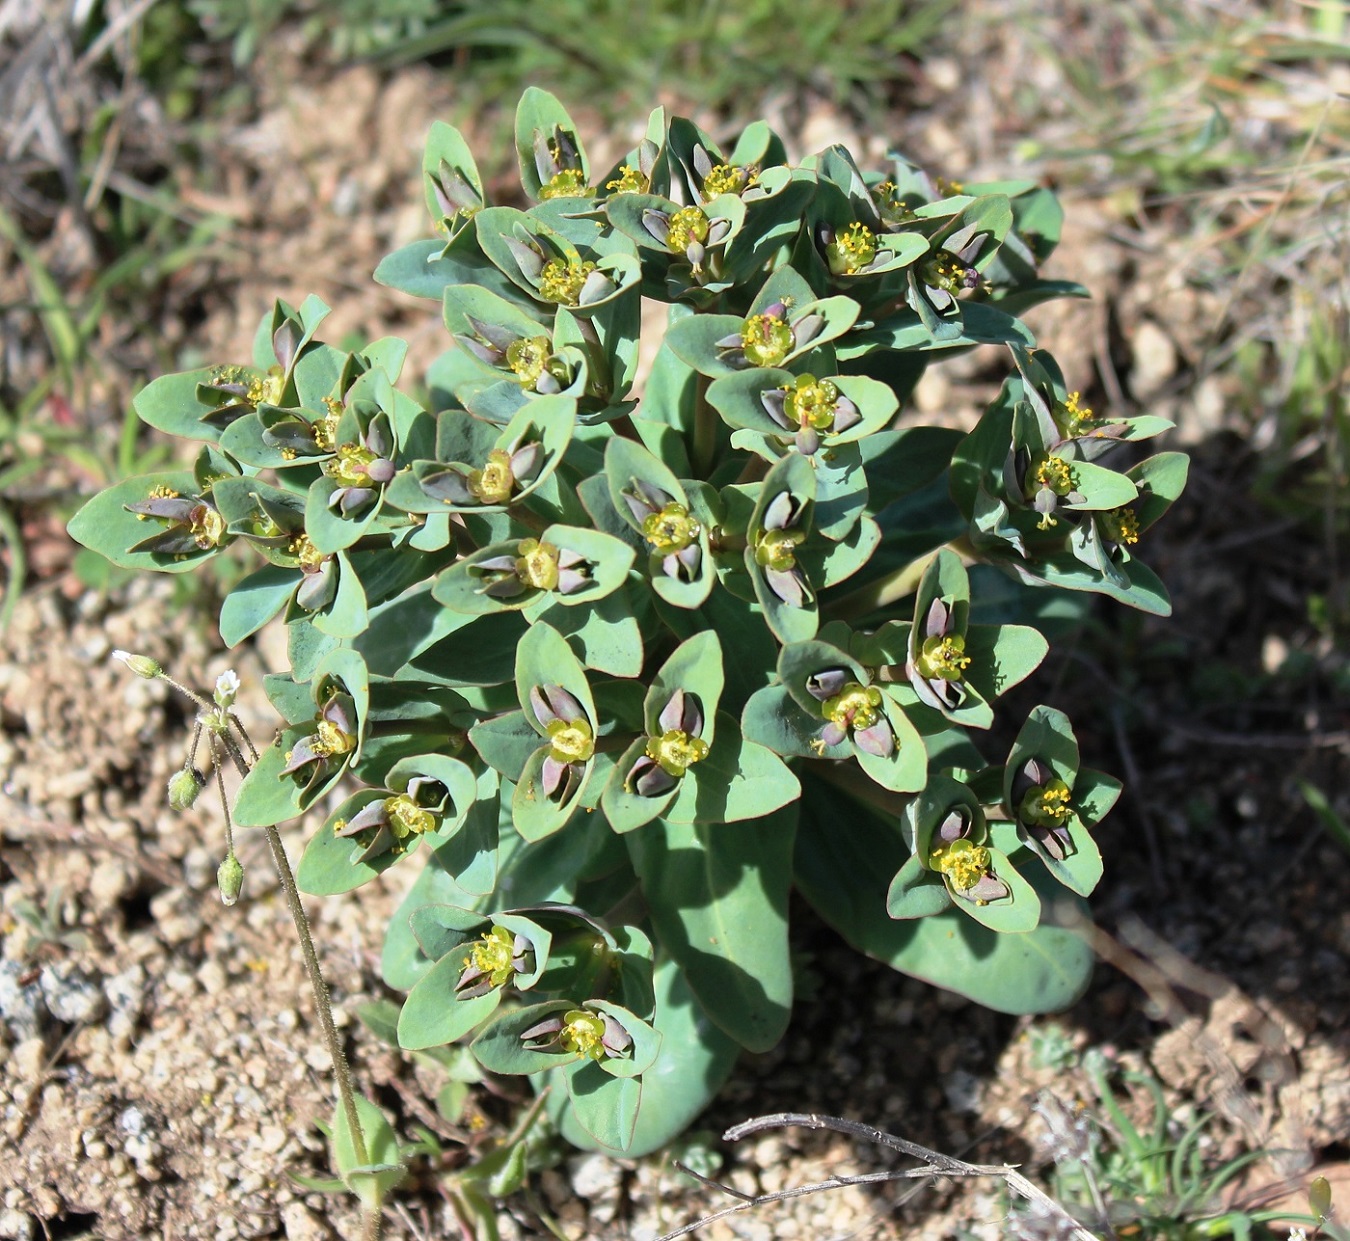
[69,90,1186,1158]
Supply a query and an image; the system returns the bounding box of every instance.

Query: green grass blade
[1299,780,1350,854]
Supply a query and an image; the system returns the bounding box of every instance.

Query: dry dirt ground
[2,10,1349,1240]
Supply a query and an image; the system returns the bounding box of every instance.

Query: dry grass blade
[657,1112,1099,1241]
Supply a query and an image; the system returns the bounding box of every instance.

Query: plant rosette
[67,87,1185,1160]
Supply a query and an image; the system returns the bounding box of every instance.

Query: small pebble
[183,847,218,892]
[568,1152,622,1200]
[104,964,147,1039]
[279,1203,331,1241]
[12,1037,46,1085]
[258,1125,287,1155]
[88,859,135,911]
[40,962,107,1025]
[0,962,45,1041]
[0,1207,34,1241]
[941,1068,982,1114]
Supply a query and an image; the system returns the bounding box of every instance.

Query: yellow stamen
[645,729,709,778]
[931,838,991,891]
[190,506,226,548]
[514,539,561,591]
[539,168,592,200]
[741,314,795,367]
[783,376,840,431]
[288,534,326,570]
[666,206,710,254]
[642,502,700,553]
[324,442,377,487]
[754,527,805,572]
[560,1009,607,1059]
[826,222,877,276]
[547,717,594,765]
[468,450,515,505]
[384,794,435,838]
[1100,507,1140,546]
[606,164,647,194]
[538,257,596,306]
[701,163,757,198]
[468,926,518,988]
[822,683,884,731]
[915,634,971,682]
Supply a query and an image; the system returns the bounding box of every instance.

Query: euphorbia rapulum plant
[70,89,1188,1161]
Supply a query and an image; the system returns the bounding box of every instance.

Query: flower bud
[167,767,206,811]
[112,650,162,679]
[217,852,244,906]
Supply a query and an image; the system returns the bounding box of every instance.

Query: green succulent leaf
[963,623,1050,707]
[627,807,795,1053]
[1073,767,1123,828]
[133,367,232,442]
[545,952,739,1157]
[330,1094,405,1209]
[231,729,312,827]
[68,471,225,573]
[1005,705,1081,806]
[398,952,503,1051]
[219,565,301,645]
[564,1061,641,1149]
[797,780,1092,1013]
[885,854,953,919]
[469,710,541,783]
[515,87,590,201]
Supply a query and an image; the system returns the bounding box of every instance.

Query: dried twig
[657,1112,1097,1241]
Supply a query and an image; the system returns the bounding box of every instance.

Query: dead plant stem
[657,1111,1098,1241]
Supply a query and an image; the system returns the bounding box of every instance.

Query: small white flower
[1289,1229,1308,1241]
[214,669,241,710]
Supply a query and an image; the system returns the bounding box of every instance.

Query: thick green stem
[823,537,976,623]
[813,759,914,823]
[691,373,717,477]
[506,503,547,533]
[821,551,936,623]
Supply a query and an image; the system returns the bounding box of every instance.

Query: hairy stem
[209,737,235,863]
[211,711,372,1176]
[262,822,370,1170]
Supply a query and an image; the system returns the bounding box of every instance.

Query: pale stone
[569,1151,623,1201]
[1130,318,1178,401]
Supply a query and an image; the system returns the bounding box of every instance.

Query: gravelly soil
[3,10,1348,1239]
